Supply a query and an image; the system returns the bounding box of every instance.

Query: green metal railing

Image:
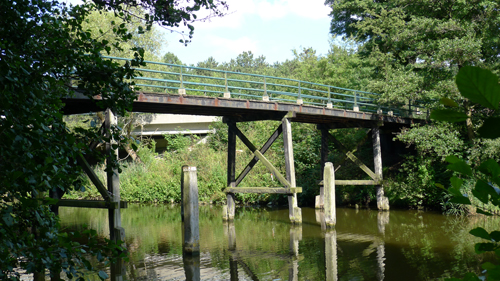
[105,56,430,117]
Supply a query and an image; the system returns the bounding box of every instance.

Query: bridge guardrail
[103,56,432,118]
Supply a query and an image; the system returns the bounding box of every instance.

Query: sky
[162,0,333,65]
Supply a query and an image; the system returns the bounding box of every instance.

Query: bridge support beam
[224,121,237,221]
[372,126,389,211]
[283,115,302,224]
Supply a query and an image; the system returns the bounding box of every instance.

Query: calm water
[59,205,498,280]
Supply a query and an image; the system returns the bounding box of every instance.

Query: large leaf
[449,196,471,205]
[440,97,459,107]
[478,159,500,177]
[456,66,500,110]
[430,109,468,122]
[478,117,500,138]
[447,161,472,177]
[469,227,491,240]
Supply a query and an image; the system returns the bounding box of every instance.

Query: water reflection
[59,205,499,280]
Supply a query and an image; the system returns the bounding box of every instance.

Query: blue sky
[163,0,333,65]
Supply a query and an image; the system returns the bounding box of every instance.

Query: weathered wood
[182,166,200,255]
[318,180,383,186]
[54,199,127,209]
[105,109,125,281]
[330,129,371,173]
[235,124,283,186]
[327,132,379,180]
[224,187,302,194]
[233,125,258,152]
[283,114,301,224]
[76,153,111,201]
[253,150,291,187]
[323,162,336,228]
[225,121,237,221]
[318,125,329,209]
[372,126,389,211]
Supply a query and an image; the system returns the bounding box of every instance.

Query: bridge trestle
[222,112,302,224]
[317,122,389,211]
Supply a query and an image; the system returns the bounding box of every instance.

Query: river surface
[59,205,498,280]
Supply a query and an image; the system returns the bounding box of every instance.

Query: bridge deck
[62,92,421,128]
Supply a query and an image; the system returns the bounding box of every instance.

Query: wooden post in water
[323,162,336,228]
[182,166,200,255]
[372,126,389,211]
[317,125,329,209]
[106,109,126,281]
[224,121,237,221]
[282,114,301,224]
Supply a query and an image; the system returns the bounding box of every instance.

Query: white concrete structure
[131,114,218,137]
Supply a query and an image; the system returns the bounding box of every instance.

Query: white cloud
[194,0,330,30]
[207,36,259,56]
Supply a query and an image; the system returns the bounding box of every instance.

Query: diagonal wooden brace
[328,132,379,181]
[235,124,283,186]
[76,153,111,201]
[233,125,291,188]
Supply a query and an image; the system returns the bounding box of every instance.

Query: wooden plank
[253,150,291,187]
[76,153,111,201]
[345,151,378,180]
[327,132,378,181]
[55,199,127,209]
[224,187,302,194]
[282,114,301,224]
[318,180,382,186]
[233,125,258,152]
[323,162,336,228]
[235,124,283,186]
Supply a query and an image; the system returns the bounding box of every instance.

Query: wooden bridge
[57,56,428,280]
[61,56,426,226]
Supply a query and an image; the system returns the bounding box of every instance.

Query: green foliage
[432,67,500,280]
[0,0,227,278]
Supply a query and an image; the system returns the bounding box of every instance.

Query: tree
[326,0,500,104]
[432,66,500,280]
[0,0,227,279]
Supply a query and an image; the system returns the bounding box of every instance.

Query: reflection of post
[377,240,386,281]
[182,166,200,255]
[377,211,390,235]
[376,211,388,281]
[106,109,126,281]
[183,252,200,281]
[289,226,302,281]
[224,222,238,281]
[325,230,338,281]
[323,162,336,228]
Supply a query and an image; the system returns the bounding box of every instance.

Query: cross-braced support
[223,112,302,224]
[317,123,389,211]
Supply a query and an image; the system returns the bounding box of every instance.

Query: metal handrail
[104,55,431,117]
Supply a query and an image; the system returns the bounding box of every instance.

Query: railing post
[353,92,359,111]
[223,72,231,98]
[178,66,186,96]
[263,76,270,101]
[327,86,333,109]
[297,81,303,105]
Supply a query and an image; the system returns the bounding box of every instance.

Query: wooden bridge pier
[222,112,302,224]
[316,122,389,211]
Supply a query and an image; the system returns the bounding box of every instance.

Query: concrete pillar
[182,166,200,255]
[325,230,338,281]
[372,126,389,211]
[324,162,336,228]
[283,116,301,224]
